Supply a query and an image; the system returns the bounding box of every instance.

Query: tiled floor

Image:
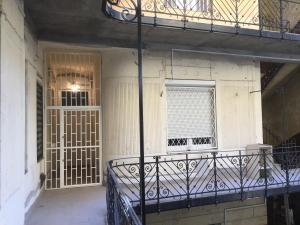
[25,186,107,225]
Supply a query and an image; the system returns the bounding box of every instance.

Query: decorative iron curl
[267,176,275,184]
[206,180,215,191]
[216,179,226,190]
[159,186,170,198]
[231,156,249,167]
[177,161,187,173]
[146,186,157,199]
[189,160,198,172]
[144,0,155,11]
[206,178,227,192]
[128,164,140,177]
[231,157,239,166]
[106,0,138,21]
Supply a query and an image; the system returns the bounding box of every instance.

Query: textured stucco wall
[0,0,26,225]
[0,1,44,225]
[101,48,263,164]
[148,198,267,225]
[23,22,44,212]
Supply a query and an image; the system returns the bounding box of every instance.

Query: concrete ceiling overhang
[25,0,300,62]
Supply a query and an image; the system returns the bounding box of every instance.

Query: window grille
[166,81,216,151]
[37,82,44,161]
[61,91,89,106]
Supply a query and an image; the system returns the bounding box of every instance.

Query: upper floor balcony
[104,0,300,40]
[106,145,300,225]
[23,0,300,61]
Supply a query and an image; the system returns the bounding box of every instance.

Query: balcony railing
[107,146,300,225]
[104,0,300,39]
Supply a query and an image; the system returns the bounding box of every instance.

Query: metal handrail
[107,146,300,221]
[104,0,300,36]
[107,162,142,225]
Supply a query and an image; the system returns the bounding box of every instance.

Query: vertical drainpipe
[137,0,146,223]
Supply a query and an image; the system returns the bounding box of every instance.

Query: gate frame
[43,49,103,189]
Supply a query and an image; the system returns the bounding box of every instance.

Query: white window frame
[165,79,217,153]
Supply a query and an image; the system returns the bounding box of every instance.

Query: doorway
[45,52,102,189]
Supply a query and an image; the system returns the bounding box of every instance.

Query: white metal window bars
[166,80,217,152]
[165,0,210,12]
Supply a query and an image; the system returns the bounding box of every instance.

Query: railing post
[210,0,213,32]
[239,150,244,200]
[279,0,284,38]
[155,156,160,213]
[183,0,187,29]
[285,151,290,193]
[186,154,190,208]
[263,149,268,198]
[258,0,263,36]
[235,0,239,34]
[154,0,157,26]
[107,168,115,225]
[212,152,218,204]
[137,0,146,221]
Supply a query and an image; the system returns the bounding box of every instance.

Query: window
[166,0,210,12]
[61,91,89,106]
[37,82,44,161]
[166,80,217,152]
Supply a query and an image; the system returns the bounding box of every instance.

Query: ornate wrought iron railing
[107,163,142,225]
[104,0,300,37]
[107,147,300,225]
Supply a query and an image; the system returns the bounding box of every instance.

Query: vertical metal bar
[284,194,292,225]
[154,0,157,26]
[263,149,268,197]
[210,0,213,32]
[186,154,190,208]
[213,152,218,204]
[155,156,160,213]
[279,0,284,38]
[183,0,187,29]
[60,109,65,188]
[285,150,290,193]
[235,0,239,33]
[239,150,244,200]
[137,0,146,223]
[258,0,263,35]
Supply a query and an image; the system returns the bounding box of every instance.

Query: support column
[137,0,146,223]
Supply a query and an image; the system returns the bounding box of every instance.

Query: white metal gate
[45,52,102,189]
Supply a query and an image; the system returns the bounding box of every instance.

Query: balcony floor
[25,186,107,225]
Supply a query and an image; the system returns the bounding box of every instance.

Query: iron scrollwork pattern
[105,0,296,35]
[107,147,300,220]
[107,0,138,21]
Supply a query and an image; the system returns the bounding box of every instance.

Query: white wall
[0,0,26,225]
[101,48,263,163]
[0,1,44,224]
[23,23,44,212]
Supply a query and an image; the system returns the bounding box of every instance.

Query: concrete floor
[25,186,107,225]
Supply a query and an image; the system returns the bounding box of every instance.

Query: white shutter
[166,82,217,151]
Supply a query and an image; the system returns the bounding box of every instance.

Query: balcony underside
[25,0,300,62]
[136,184,300,214]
